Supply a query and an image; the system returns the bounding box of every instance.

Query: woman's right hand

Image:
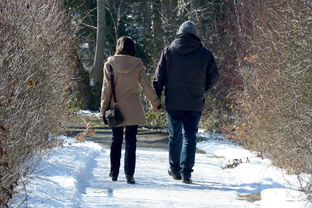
[150,105,158,112]
[150,104,161,112]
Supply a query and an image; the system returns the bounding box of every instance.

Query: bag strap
[107,63,117,104]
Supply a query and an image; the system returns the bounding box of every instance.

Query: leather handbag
[104,64,124,127]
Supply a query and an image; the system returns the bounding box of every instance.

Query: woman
[100,36,160,184]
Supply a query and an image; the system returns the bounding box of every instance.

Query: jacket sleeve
[205,53,220,91]
[153,48,167,97]
[139,65,161,108]
[100,62,112,114]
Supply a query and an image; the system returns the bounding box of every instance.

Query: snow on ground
[12,134,310,208]
[76,110,102,118]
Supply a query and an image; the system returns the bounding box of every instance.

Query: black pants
[110,125,138,178]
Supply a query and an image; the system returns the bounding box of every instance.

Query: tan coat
[100,55,160,127]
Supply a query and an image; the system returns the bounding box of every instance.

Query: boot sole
[168,169,182,180]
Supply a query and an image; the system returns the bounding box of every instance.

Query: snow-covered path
[82,148,245,208]
[12,136,309,208]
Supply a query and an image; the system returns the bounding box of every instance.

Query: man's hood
[107,55,142,73]
[169,34,202,55]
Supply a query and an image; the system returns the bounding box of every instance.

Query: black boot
[168,167,182,180]
[126,176,135,184]
[182,177,192,184]
[109,172,118,181]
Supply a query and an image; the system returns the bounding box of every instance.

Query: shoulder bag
[104,64,124,127]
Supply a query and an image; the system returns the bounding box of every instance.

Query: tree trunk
[92,0,106,84]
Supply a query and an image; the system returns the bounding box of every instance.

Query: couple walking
[100,21,219,184]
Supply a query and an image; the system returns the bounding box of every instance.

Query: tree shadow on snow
[133,178,290,195]
[176,179,290,194]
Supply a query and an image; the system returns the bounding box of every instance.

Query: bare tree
[224,0,312,199]
[92,0,106,84]
[0,0,76,206]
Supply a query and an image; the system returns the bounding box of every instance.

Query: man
[153,21,219,184]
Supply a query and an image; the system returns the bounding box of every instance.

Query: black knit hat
[177,21,197,36]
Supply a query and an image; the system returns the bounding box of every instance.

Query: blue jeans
[167,110,202,179]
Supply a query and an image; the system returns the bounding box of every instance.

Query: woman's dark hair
[115,36,135,56]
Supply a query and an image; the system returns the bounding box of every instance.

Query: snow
[196,138,308,207]
[12,134,310,208]
[76,110,101,118]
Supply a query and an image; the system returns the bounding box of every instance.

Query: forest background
[0,0,311,206]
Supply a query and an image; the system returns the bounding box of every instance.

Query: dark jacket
[153,34,219,112]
